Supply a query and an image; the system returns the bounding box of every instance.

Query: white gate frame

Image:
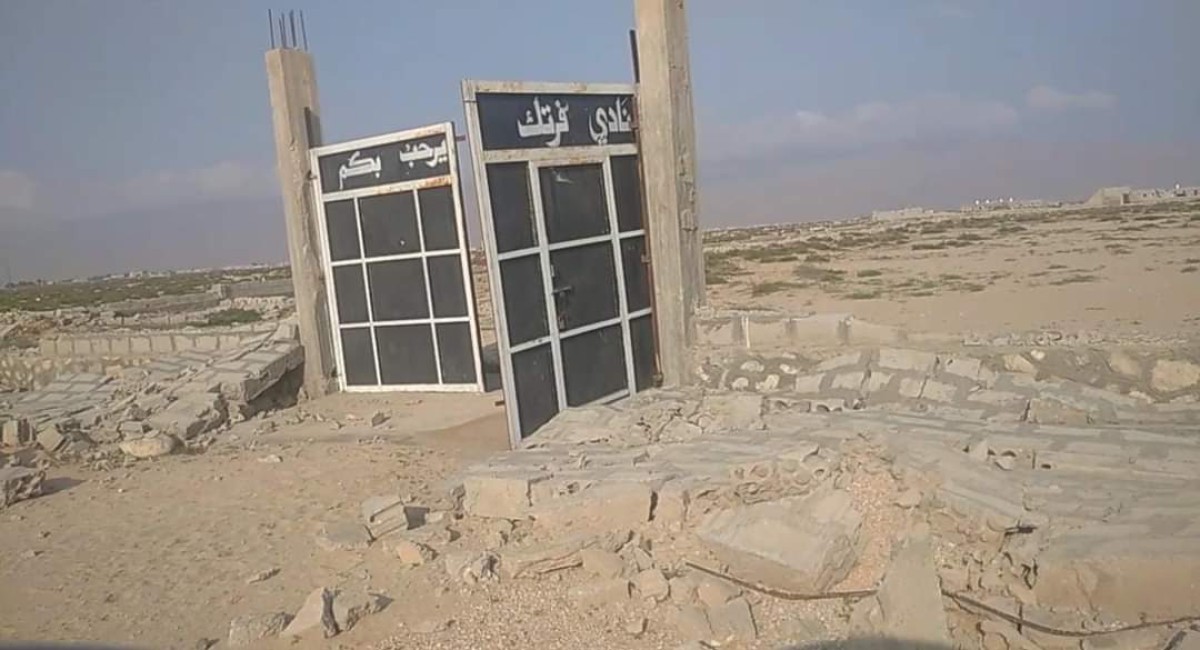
[310,122,484,393]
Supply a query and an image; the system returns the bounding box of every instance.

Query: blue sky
[1,0,1197,277]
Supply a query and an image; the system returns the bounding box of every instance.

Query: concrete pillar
[635,0,706,387]
[265,48,335,398]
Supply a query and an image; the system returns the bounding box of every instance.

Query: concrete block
[831,371,866,391]
[875,538,951,646]
[877,348,937,374]
[148,335,173,353]
[1107,351,1143,379]
[330,588,386,633]
[71,339,92,356]
[173,335,195,350]
[844,319,905,345]
[696,490,862,593]
[194,336,218,351]
[655,481,690,526]
[531,482,653,534]
[130,337,152,354]
[788,313,847,347]
[38,338,56,356]
[672,605,714,641]
[746,317,792,349]
[1,466,45,508]
[793,373,825,394]
[939,355,983,381]
[696,317,742,347]
[463,475,535,519]
[815,351,863,372]
[315,521,372,551]
[219,335,242,349]
[898,377,925,399]
[109,337,132,355]
[90,338,111,355]
[1,417,32,446]
[920,380,960,403]
[633,568,670,602]
[1002,353,1038,374]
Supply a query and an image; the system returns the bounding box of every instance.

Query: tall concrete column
[635,0,706,387]
[265,48,335,398]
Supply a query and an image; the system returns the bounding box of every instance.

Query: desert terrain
[2,200,1200,650]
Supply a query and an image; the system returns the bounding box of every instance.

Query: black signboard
[475,92,635,151]
[316,132,450,194]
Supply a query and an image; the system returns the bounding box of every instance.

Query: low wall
[696,312,912,350]
[0,354,132,392]
[224,278,294,299]
[36,324,275,359]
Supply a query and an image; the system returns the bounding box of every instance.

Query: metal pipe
[300,10,309,50]
[268,9,275,49]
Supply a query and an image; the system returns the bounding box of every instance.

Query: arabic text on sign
[516,97,571,147]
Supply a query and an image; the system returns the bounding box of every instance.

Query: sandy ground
[0,392,508,649]
[705,202,1200,340]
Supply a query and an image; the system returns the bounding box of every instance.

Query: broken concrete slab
[696,578,741,609]
[875,537,951,646]
[282,587,338,638]
[696,490,862,593]
[1033,530,1200,621]
[0,466,45,508]
[530,482,653,534]
[145,392,226,440]
[360,494,424,538]
[463,475,535,520]
[315,521,372,552]
[443,550,496,585]
[227,612,291,646]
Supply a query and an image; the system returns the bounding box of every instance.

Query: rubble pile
[413,388,1200,649]
[0,320,303,484]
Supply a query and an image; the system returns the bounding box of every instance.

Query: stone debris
[369,410,389,427]
[569,578,631,606]
[463,475,534,520]
[874,537,951,646]
[331,588,388,633]
[387,535,437,567]
[580,547,626,579]
[315,521,372,552]
[0,466,45,508]
[1,417,32,446]
[118,433,178,459]
[360,494,423,538]
[282,587,338,638]
[443,550,497,585]
[227,612,291,647]
[496,530,629,580]
[530,481,653,534]
[696,490,862,593]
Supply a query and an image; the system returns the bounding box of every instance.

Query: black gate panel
[464,81,657,445]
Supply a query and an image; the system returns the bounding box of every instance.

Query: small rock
[1029,350,1046,361]
[20,549,41,559]
[1002,354,1038,375]
[256,454,283,464]
[633,568,671,602]
[993,455,1017,471]
[894,488,922,508]
[245,567,280,584]
[118,434,178,459]
[1,466,45,509]
[580,548,626,579]
[1151,359,1200,393]
[118,420,148,437]
[228,612,291,646]
[192,638,217,650]
[282,587,338,638]
[331,588,387,633]
[369,410,389,427]
[387,536,437,566]
[316,521,372,552]
[625,616,648,637]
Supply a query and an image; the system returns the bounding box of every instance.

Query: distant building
[871,207,933,221]
[1086,183,1200,207]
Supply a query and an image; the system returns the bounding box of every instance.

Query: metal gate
[310,122,483,392]
[463,81,656,444]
